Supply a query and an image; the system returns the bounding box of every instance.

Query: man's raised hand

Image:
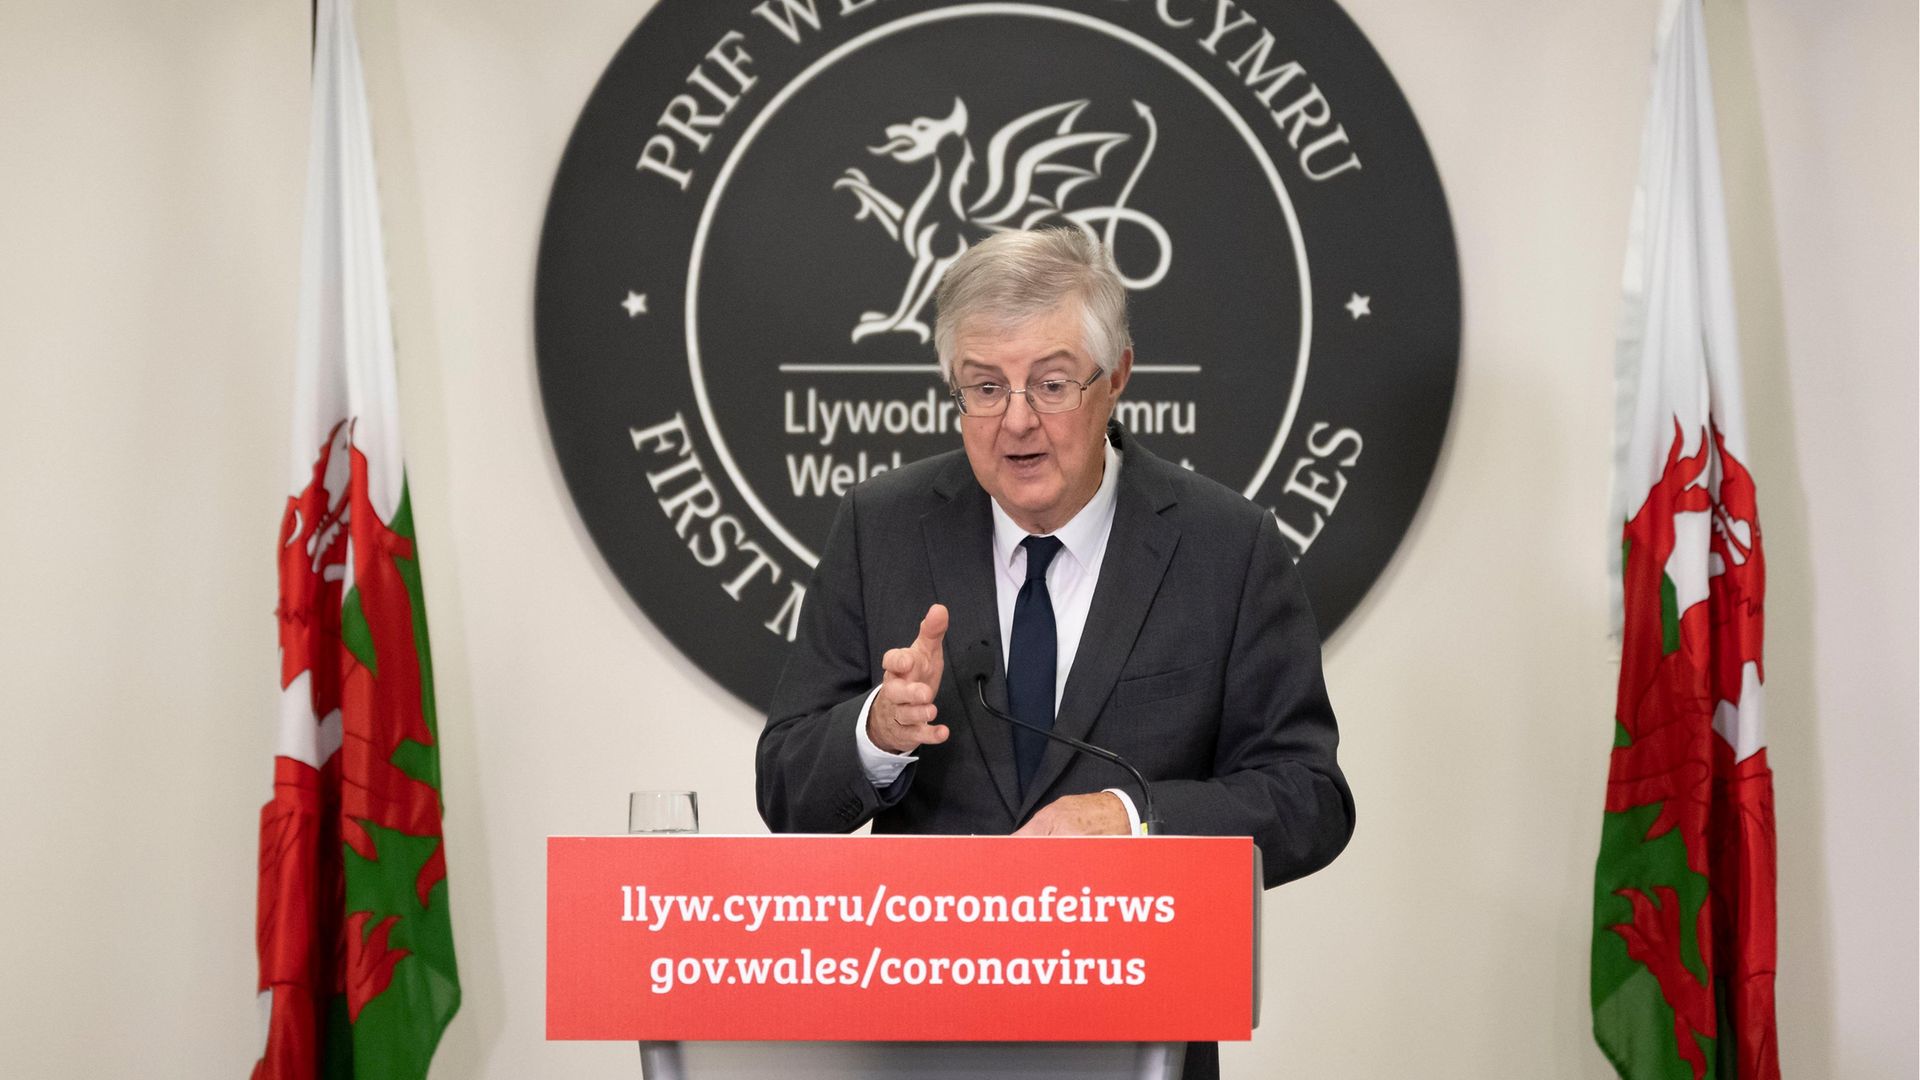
[868,603,950,754]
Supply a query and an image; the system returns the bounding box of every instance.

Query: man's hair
[933,227,1131,384]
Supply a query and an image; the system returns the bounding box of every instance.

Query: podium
[548,835,1261,1079]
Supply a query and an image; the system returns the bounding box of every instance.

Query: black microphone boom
[969,673,1159,835]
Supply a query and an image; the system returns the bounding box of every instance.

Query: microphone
[958,639,1160,835]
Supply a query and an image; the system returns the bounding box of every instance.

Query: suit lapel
[922,455,1022,822]
[1018,435,1180,820]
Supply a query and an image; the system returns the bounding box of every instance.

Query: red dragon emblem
[1602,419,1777,1080]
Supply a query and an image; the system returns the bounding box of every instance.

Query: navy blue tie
[1008,535,1064,797]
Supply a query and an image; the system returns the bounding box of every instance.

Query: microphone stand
[972,675,1160,836]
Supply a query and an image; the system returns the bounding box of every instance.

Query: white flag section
[255,0,459,1077]
[1591,2,1777,1078]
[293,0,405,546]
[1610,0,1747,633]
[280,0,404,775]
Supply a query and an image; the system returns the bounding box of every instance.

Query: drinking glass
[627,790,699,834]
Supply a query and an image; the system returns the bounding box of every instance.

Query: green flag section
[254,0,458,1076]
[1595,2,1776,1078]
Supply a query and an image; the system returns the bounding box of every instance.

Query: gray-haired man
[756,228,1354,1076]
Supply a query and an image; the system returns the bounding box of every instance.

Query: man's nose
[1000,390,1042,432]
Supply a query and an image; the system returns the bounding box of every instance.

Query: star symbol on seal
[621,291,649,318]
[1345,293,1371,320]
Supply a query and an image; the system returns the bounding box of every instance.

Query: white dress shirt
[853,442,1142,832]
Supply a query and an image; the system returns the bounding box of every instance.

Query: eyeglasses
[950,371,1107,416]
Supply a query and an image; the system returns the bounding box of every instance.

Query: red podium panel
[547,835,1254,1042]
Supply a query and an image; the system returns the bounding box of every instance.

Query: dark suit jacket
[757,424,1353,888]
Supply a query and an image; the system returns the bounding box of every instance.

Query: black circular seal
[537,0,1459,710]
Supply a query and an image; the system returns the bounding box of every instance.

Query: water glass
[627,790,699,834]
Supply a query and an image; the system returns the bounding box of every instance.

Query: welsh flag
[253,0,460,1076]
[1591,1,1777,1078]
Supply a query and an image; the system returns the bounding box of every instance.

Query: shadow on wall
[1705,1,1832,1074]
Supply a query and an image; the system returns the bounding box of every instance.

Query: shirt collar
[989,439,1122,567]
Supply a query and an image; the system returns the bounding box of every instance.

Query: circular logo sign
[537,0,1459,710]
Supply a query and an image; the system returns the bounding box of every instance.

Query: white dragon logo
[834,98,1173,344]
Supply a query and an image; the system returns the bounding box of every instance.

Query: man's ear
[1108,347,1134,398]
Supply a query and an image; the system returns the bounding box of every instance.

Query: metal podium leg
[1138,1042,1186,1080]
[638,1040,1184,1078]
[638,1041,683,1079]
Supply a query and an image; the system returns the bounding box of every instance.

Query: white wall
[0,2,306,1074]
[0,1,1911,1077]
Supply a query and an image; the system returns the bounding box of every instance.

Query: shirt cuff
[855,685,917,787]
[1103,787,1143,836]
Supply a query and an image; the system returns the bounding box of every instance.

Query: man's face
[952,301,1132,535]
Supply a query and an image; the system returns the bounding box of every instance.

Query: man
[756,228,1353,1075]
